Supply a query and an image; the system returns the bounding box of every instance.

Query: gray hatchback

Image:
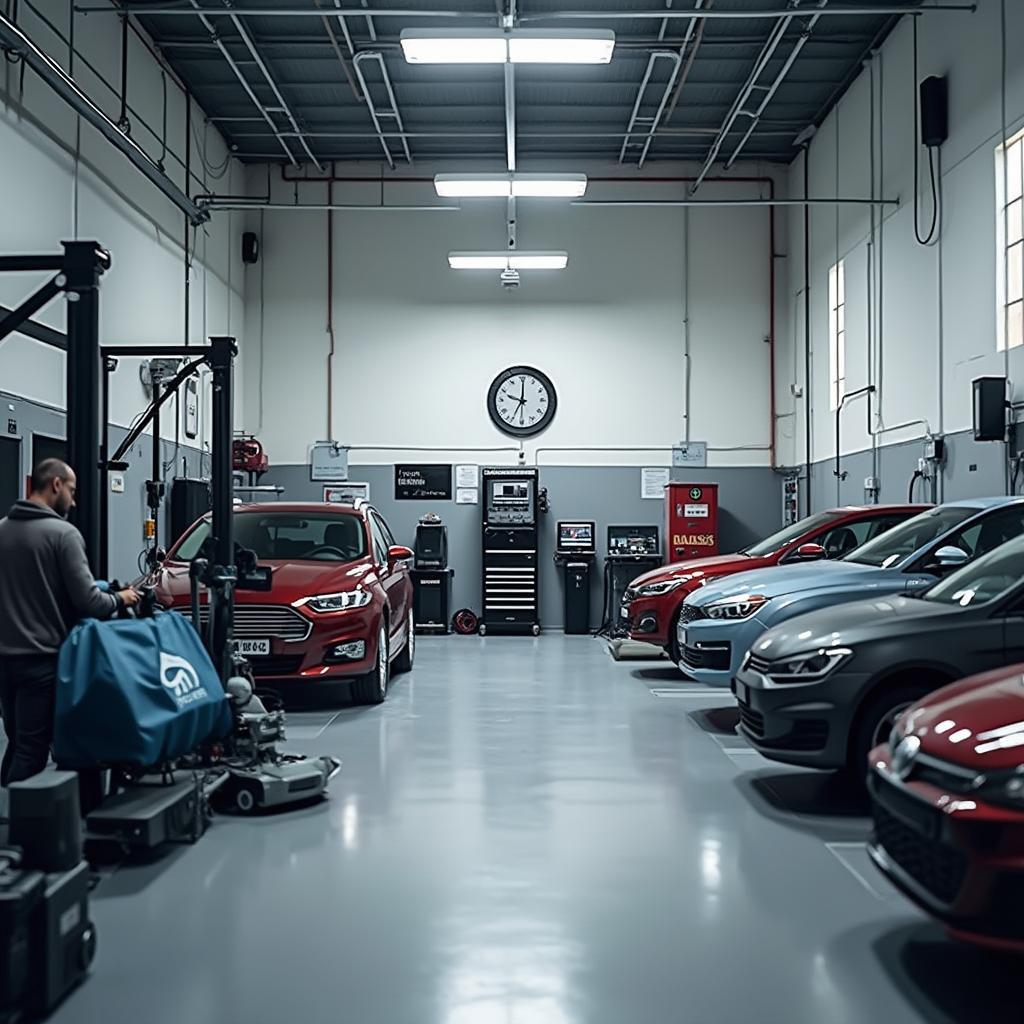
[733,534,1024,779]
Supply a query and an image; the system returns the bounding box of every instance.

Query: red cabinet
[665,482,720,560]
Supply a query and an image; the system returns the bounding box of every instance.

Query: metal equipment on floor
[600,524,661,637]
[554,520,596,635]
[480,467,541,636]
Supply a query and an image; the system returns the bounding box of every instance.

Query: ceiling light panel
[448,251,569,271]
[434,174,588,199]
[507,31,615,65]
[400,30,507,64]
[401,29,615,66]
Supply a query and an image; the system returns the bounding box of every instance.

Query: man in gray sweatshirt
[0,459,138,786]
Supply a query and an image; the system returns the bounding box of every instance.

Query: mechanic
[0,459,139,789]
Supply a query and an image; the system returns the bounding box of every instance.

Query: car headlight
[294,590,372,613]
[762,647,853,685]
[705,593,770,620]
[636,579,685,597]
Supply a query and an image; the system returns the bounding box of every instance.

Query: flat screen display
[558,521,596,553]
[493,482,531,504]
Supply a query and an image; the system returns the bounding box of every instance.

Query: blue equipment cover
[55,613,231,768]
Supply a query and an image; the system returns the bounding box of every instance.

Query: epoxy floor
[52,636,1020,1024]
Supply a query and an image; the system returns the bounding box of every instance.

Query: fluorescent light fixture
[448,251,569,270]
[401,29,614,65]
[434,173,588,199]
[401,30,507,64]
[507,30,615,65]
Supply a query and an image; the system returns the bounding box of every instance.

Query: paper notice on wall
[641,467,671,500]
[456,464,479,489]
[456,488,479,505]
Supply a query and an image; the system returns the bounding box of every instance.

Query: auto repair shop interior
[5,0,1024,1022]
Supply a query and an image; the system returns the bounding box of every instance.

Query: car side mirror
[927,545,969,572]
[388,545,414,564]
[793,543,827,562]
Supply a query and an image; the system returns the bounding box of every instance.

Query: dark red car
[154,501,414,705]
[620,504,929,663]
[868,665,1024,952]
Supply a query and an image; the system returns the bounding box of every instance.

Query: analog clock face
[487,366,557,438]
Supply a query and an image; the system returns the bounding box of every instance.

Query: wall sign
[311,442,348,482]
[324,482,370,503]
[672,441,707,468]
[395,464,452,501]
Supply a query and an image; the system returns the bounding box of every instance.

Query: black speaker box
[413,569,453,633]
[241,231,260,264]
[919,75,948,147]
[169,477,211,547]
[973,376,1006,442]
[414,522,448,569]
[8,772,81,874]
[0,859,43,1020]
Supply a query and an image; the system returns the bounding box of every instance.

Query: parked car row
[623,496,1024,951]
[152,501,416,706]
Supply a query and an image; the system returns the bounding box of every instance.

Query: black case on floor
[0,861,44,1022]
[9,771,82,874]
[412,569,453,633]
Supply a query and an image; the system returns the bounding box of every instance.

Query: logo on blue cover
[160,652,207,708]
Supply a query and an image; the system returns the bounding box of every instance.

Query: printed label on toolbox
[674,533,716,547]
[684,504,709,518]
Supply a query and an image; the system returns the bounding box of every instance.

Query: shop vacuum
[0,773,96,1022]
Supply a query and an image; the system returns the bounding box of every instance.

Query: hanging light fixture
[401,29,615,66]
[434,173,588,199]
[448,251,569,270]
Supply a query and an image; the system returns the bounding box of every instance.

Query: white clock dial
[495,373,550,429]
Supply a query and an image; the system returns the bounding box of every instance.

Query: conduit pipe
[186,0,297,166]
[0,11,207,224]
[326,172,336,442]
[76,5,978,19]
[618,50,682,164]
[352,51,412,168]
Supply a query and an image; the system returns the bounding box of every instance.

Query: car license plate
[734,680,748,704]
[239,639,271,657]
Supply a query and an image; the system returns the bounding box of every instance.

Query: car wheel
[234,780,261,814]
[393,608,415,674]
[668,607,684,666]
[352,624,389,705]
[848,684,931,785]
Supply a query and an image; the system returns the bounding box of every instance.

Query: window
[828,260,846,410]
[923,537,1024,608]
[844,506,976,569]
[369,515,390,565]
[997,129,1024,350]
[173,511,367,562]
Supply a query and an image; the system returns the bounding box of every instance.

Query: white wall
[0,0,245,444]
[775,0,1024,476]
[243,165,780,468]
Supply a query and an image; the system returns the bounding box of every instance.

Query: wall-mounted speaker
[919,76,948,148]
[241,231,260,264]
[973,375,1006,442]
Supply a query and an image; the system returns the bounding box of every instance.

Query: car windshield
[742,511,842,557]
[174,512,367,563]
[922,536,1024,607]
[843,506,975,569]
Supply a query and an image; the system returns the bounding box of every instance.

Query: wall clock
[487,366,557,438]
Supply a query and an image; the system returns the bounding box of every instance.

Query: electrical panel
[782,474,800,526]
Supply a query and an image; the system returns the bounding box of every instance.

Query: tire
[667,607,683,666]
[531,624,541,637]
[479,624,487,637]
[351,625,389,705]
[393,608,415,674]
[847,684,932,784]
[235,781,260,814]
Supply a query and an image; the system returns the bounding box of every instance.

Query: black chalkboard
[394,464,452,501]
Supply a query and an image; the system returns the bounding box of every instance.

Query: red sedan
[154,501,414,705]
[868,665,1024,951]
[620,504,928,663]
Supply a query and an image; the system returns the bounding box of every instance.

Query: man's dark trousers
[0,654,57,785]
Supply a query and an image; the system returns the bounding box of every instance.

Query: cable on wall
[912,16,941,247]
[116,11,130,133]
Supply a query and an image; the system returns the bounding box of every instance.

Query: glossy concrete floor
[48,636,1022,1024]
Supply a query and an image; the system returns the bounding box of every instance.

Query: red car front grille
[190,605,312,642]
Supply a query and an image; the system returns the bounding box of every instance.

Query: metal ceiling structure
[81,0,961,168]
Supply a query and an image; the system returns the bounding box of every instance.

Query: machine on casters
[554,521,596,635]
[480,468,540,636]
[601,525,662,639]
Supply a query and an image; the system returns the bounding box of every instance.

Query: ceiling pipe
[313,0,362,100]
[352,51,412,168]
[690,4,800,193]
[75,4,977,17]
[723,1,827,170]
[575,197,898,207]
[225,10,324,169]
[186,0,297,165]
[0,10,207,224]
[618,50,682,163]
[229,127,806,139]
